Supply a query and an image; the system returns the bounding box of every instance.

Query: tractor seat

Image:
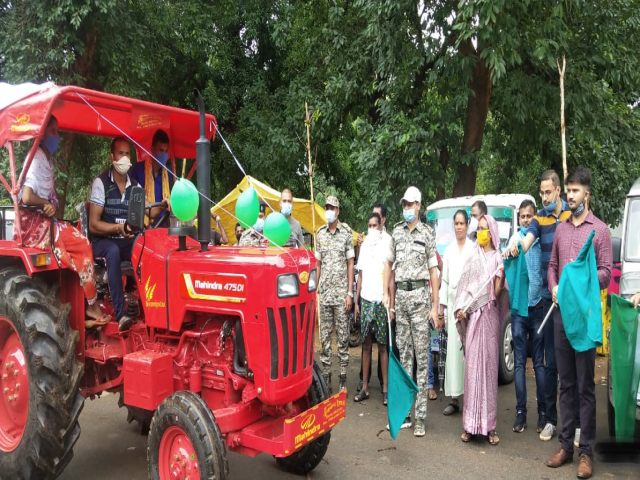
[94,258,134,277]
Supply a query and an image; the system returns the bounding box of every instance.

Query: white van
[427,193,536,385]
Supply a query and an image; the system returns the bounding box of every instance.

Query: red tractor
[0,84,346,479]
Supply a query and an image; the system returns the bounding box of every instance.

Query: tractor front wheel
[0,268,84,479]
[275,362,331,475]
[148,391,228,480]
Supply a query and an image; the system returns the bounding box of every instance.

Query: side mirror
[612,236,622,264]
[127,186,145,232]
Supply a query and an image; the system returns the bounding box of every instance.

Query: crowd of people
[314,170,613,480]
[20,119,621,479]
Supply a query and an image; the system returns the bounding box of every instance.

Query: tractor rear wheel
[275,362,331,475]
[148,391,228,480]
[0,267,84,479]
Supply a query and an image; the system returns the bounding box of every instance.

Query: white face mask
[325,210,336,224]
[113,155,132,175]
[468,216,478,234]
[367,228,381,241]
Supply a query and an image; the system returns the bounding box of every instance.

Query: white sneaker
[539,423,556,441]
[386,417,412,431]
[574,428,581,448]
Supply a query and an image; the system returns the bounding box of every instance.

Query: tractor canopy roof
[0,82,217,159]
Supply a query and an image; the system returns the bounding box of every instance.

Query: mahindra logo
[300,414,316,430]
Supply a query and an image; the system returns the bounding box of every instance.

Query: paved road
[60,352,638,479]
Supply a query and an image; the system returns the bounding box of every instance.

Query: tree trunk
[436,146,449,200]
[452,39,493,197]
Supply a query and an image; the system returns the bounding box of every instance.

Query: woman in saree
[454,214,504,445]
[439,209,474,416]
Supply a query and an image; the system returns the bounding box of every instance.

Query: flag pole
[536,303,557,335]
[461,266,504,314]
[558,55,567,191]
[305,101,317,249]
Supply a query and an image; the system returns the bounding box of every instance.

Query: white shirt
[90,169,132,207]
[439,237,475,307]
[356,230,391,303]
[20,147,57,205]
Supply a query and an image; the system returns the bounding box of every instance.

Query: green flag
[558,229,603,352]
[385,313,418,439]
[610,294,640,440]
[504,243,529,317]
[387,349,418,439]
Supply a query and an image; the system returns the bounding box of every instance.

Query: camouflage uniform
[388,220,438,421]
[316,221,355,378]
[238,228,262,247]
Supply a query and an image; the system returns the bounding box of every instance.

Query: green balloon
[236,187,260,228]
[264,212,291,247]
[170,178,200,221]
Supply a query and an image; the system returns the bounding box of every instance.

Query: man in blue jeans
[89,137,138,331]
[507,199,546,432]
[512,169,580,443]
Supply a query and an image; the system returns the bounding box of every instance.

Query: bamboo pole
[558,55,567,191]
[305,102,317,248]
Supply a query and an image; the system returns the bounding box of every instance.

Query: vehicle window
[624,198,640,261]
[427,205,513,253]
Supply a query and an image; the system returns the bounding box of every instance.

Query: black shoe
[118,315,134,331]
[536,414,546,433]
[513,411,527,433]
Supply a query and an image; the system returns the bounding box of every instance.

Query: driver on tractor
[89,136,139,331]
[19,115,111,328]
[130,129,172,226]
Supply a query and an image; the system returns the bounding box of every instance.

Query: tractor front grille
[267,301,315,379]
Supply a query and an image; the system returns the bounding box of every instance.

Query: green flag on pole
[504,243,529,318]
[557,229,603,352]
[386,310,418,439]
[610,294,640,440]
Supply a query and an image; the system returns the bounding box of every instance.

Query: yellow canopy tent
[210,175,326,244]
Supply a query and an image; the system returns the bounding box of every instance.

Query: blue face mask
[403,208,416,223]
[42,134,61,155]
[254,218,265,233]
[156,151,169,166]
[281,202,292,217]
[571,202,585,217]
[519,226,528,236]
[541,201,556,215]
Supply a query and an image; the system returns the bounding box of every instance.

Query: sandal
[382,392,388,406]
[428,388,438,400]
[488,430,500,445]
[354,389,370,402]
[443,402,460,416]
[460,431,472,443]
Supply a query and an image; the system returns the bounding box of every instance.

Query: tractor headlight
[308,269,317,292]
[277,273,299,298]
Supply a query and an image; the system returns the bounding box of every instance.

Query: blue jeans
[513,303,546,416]
[92,236,134,320]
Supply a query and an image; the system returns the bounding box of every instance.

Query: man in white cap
[383,186,441,437]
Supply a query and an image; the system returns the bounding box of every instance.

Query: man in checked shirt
[544,167,612,479]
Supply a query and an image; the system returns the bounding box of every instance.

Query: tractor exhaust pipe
[194,89,211,252]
